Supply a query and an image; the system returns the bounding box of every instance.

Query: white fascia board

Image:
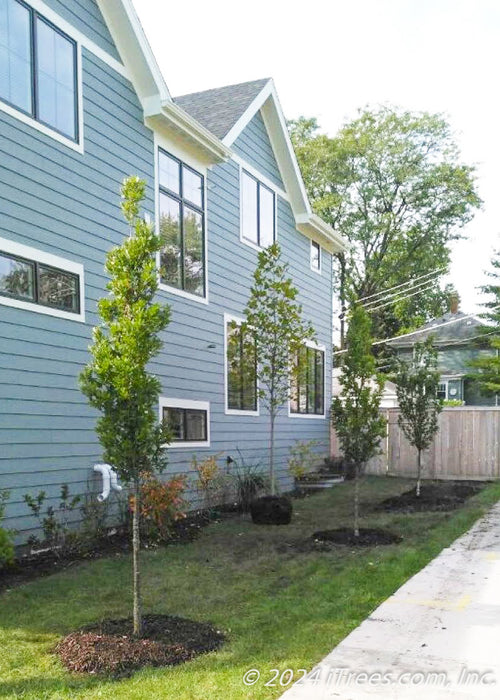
[145,100,231,165]
[96,0,170,104]
[296,214,347,254]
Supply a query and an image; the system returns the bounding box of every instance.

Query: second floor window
[290,345,325,415]
[0,0,78,141]
[241,170,275,248]
[158,149,205,298]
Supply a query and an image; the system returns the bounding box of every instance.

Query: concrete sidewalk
[281,502,500,699]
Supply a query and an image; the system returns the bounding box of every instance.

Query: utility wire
[362,276,440,310]
[356,267,447,304]
[364,281,437,313]
[333,307,500,357]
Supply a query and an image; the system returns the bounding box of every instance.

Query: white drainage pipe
[93,464,123,502]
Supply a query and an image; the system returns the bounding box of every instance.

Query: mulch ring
[312,527,402,546]
[55,614,225,677]
[375,480,487,514]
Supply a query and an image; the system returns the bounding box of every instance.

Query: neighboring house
[387,299,496,406]
[332,371,398,408]
[0,0,346,542]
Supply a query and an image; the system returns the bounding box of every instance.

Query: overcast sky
[135,0,499,313]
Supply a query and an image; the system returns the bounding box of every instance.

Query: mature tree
[80,177,171,637]
[468,250,500,395]
[289,108,482,340]
[331,306,386,536]
[240,243,315,494]
[394,338,442,496]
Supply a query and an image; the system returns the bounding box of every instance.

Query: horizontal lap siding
[162,147,333,496]
[1,62,333,541]
[42,0,121,60]
[0,42,154,540]
[232,112,285,189]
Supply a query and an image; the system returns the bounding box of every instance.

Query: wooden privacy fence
[331,408,500,480]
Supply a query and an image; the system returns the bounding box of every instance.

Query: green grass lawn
[1,476,500,700]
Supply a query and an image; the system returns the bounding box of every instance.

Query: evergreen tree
[468,250,500,395]
[80,176,171,636]
[331,306,386,536]
[394,338,442,496]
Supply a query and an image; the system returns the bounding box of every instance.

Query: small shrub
[442,399,465,407]
[192,454,231,510]
[139,473,187,542]
[24,484,81,555]
[288,439,322,480]
[0,490,14,568]
[231,450,267,512]
[80,491,111,543]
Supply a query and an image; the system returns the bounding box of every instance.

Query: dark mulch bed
[312,527,402,546]
[0,512,211,593]
[55,614,225,677]
[375,480,487,514]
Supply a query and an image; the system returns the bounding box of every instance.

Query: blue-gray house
[0,0,346,542]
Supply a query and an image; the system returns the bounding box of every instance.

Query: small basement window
[159,398,210,447]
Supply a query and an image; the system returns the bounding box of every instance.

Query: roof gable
[233,111,284,189]
[389,312,484,348]
[175,78,346,252]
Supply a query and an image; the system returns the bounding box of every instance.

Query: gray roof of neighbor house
[388,311,483,348]
[174,78,271,140]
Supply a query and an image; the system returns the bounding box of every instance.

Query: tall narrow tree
[240,243,315,494]
[80,176,170,637]
[331,306,386,536]
[394,338,442,496]
[468,250,500,396]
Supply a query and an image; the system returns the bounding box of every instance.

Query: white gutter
[94,464,123,502]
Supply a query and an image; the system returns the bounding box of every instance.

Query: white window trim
[159,397,211,448]
[310,240,322,274]
[239,164,278,252]
[0,3,84,154]
[223,313,259,416]
[0,236,85,322]
[288,339,327,419]
[154,134,209,305]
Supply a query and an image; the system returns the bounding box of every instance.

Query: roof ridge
[174,77,271,101]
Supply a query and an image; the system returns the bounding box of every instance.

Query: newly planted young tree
[240,243,315,495]
[80,177,171,636]
[394,338,442,496]
[468,250,500,396]
[331,306,386,536]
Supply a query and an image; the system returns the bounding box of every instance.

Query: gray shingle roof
[388,311,483,347]
[174,78,271,140]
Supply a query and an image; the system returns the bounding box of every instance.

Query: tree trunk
[354,466,360,537]
[416,450,422,497]
[132,480,142,637]
[270,412,276,496]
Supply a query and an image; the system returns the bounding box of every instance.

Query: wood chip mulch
[55,614,225,677]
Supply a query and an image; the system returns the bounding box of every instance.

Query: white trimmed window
[240,170,275,248]
[0,236,84,321]
[160,398,210,448]
[224,314,258,415]
[158,148,206,299]
[0,0,80,144]
[310,240,321,272]
[290,343,326,417]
